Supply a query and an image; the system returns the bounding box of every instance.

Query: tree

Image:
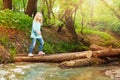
[101,0,120,20]
[12,0,27,12]
[23,0,26,12]
[57,0,80,42]
[40,0,55,27]
[3,0,12,9]
[44,0,55,19]
[64,8,79,42]
[25,0,38,17]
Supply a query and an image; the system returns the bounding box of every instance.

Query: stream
[0,62,120,80]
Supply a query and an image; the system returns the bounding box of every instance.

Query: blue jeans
[29,38,44,53]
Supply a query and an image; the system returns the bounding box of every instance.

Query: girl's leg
[29,38,37,53]
[38,37,44,51]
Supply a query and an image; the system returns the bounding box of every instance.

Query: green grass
[76,27,120,47]
[9,47,16,62]
[43,41,88,54]
[0,9,32,31]
[76,27,114,41]
[0,35,9,46]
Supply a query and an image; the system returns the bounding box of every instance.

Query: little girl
[28,12,45,56]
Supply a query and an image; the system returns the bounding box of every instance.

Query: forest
[0,0,119,61]
[0,0,120,80]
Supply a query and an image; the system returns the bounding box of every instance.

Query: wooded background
[1,0,120,63]
[1,0,120,48]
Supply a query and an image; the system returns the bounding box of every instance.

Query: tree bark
[3,0,12,9]
[15,47,120,62]
[59,58,106,68]
[25,0,38,17]
[90,44,107,51]
[15,51,91,62]
[65,9,78,42]
[59,57,120,68]
[57,2,80,41]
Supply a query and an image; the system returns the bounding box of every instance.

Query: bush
[110,21,120,35]
[76,27,114,41]
[0,9,32,30]
[43,41,88,54]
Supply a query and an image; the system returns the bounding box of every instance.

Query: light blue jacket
[30,20,42,38]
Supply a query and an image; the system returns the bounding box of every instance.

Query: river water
[0,62,119,80]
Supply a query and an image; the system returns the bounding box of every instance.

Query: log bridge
[15,44,120,68]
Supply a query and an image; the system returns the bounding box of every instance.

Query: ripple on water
[12,68,25,74]
[0,62,118,80]
[0,70,10,76]
[105,68,120,80]
[0,77,6,80]
[16,65,31,69]
[8,73,16,79]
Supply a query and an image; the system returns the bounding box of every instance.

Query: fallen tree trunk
[59,46,120,68]
[15,47,120,62]
[59,58,105,68]
[92,48,120,57]
[15,51,92,62]
[90,44,107,51]
[59,57,120,68]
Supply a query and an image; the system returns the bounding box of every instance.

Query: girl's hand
[38,32,41,35]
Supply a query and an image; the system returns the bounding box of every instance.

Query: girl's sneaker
[28,53,33,57]
[38,51,45,55]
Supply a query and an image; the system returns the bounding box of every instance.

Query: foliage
[0,34,16,62]
[9,47,16,62]
[110,20,120,35]
[77,27,114,40]
[43,42,55,54]
[43,41,88,54]
[0,0,2,9]
[0,9,32,30]
[0,35,8,46]
[12,0,28,12]
[0,0,120,56]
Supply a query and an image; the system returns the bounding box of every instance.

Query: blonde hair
[34,12,43,24]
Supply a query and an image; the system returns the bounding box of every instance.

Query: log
[59,57,120,68]
[90,44,107,51]
[15,47,120,62]
[59,58,105,68]
[59,46,120,68]
[14,51,92,62]
[92,47,120,57]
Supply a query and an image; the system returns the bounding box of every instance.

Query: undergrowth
[0,9,32,31]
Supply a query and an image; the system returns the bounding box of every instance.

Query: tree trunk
[15,52,91,62]
[90,44,107,51]
[15,47,120,62]
[3,0,12,9]
[43,0,55,27]
[59,57,120,68]
[65,9,78,42]
[25,0,38,17]
[45,0,50,19]
[23,0,26,12]
[59,58,106,68]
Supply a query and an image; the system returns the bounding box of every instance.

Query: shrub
[0,9,32,30]
[43,41,88,54]
[76,27,114,41]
